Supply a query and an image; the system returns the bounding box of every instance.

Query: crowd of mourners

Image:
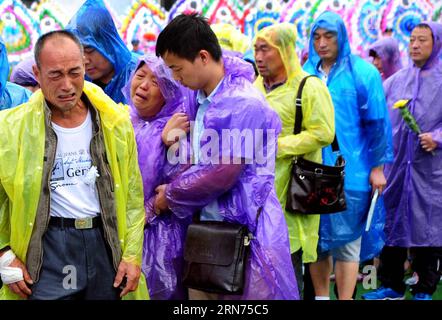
[0,0,441,301]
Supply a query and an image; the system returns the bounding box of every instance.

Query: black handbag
[182,209,261,294]
[286,76,347,215]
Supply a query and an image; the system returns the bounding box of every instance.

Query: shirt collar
[317,60,337,75]
[263,79,286,93]
[197,77,225,105]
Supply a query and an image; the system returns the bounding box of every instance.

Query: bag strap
[194,206,262,228]
[293,75,340,152]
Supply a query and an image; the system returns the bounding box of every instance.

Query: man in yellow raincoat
[0,30,148,300]
[253,23,335,297]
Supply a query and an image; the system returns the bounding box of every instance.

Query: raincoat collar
[42,93,101,135]
[263,79,286,93]
[207,54,256,106]
[30,81,126,130]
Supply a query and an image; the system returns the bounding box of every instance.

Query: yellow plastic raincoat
[0,82,149,300]
[253,23,335,262]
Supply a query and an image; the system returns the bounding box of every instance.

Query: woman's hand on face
[161,113,190,146]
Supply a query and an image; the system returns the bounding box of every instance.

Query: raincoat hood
[67,0,131,76]
[368,37,402,80]
[122,54,186,122]
[255,23,302,82]
[10,57,38,87]
[307,11,351,68]
[212,23,251,55]
[121,53,193,206]
[222,52,256,84]
[419,21,442,70]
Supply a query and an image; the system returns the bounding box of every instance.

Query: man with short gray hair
[0,30,148,300]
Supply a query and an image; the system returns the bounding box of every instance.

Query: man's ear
[199,50,210,64]
[32,64,41,85]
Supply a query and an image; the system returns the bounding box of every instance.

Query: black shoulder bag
[286,76,347,215]
[182,208,262,294]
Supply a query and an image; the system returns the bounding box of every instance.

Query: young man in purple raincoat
[154,13,299,300]
[363,22,442,301]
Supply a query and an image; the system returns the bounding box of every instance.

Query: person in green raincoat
[0,30,148,300]
[253,23,335,296]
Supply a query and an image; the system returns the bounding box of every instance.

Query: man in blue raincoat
[304,11,393,300]
[0,36,31,110]
[66,0,139,104]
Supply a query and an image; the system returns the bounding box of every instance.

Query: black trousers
[291,249,303,298]
[291,249,317,300]
[378,246,442,295]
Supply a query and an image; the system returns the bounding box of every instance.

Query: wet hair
[156,13,222,62]
[369,49,379,59]
[34,30,83,69]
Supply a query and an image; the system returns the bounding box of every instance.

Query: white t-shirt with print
[50,111,100,218]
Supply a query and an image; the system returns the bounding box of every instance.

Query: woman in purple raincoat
[363,22,442,300]
[122,54,194,300]
[368,37,403,81]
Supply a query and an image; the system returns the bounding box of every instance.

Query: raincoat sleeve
[277,77,335,158]
[165,163,245,219]
[431,128,442,148]
[354,60,393,167]
[121,126,146,266]
[0,182,10,251]
[144,196,157,225]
